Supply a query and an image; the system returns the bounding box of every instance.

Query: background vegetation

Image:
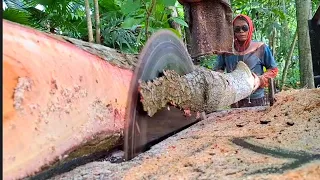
[3,0,319,89]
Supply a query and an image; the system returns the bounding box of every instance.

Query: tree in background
[2,0,320,89]
[84,0,94,42]
[295,0,315,88]
[281,30,298,90]
[93,0,101,43]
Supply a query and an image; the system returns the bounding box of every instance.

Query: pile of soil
[51,88,320,180]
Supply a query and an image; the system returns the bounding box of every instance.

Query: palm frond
[3,0,28,10]
[3,8,31,25]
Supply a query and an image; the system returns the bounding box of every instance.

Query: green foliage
[100,13,140,53]
[3,8,31,25]
[199,55,218,70]
[3,0,187,52]
[99,0,121,12]
[3,0,315,89]
[285,57,300,88]
[120,0,141,15]
[98,0,187,52]
[159,0,176,6]
[170,17,188,27]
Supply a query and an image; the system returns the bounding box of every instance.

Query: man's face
[234,19,249,42]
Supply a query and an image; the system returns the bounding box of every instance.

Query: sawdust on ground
[52,88,320,180]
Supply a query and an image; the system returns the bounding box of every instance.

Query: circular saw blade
[124,30,195,160]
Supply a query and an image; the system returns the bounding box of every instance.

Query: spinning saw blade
[124,30,197,160]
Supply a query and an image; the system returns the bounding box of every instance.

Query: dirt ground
[51,88,320,180]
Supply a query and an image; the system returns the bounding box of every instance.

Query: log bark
[61,36,138,70]
[139,61,255,116]
[3,20,136,180]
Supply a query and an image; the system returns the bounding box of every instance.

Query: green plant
[199,55,218,70]
[100,13,140,53]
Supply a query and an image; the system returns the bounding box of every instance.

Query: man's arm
[259,45,279,88]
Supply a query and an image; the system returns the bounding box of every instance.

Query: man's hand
[252,72,261,91]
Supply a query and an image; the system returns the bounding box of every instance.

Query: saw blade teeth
[124,30,195,160]
[147,81,153,86]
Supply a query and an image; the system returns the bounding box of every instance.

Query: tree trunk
[139,61,255,116]
[168,6,182,35]
[3,20,136,180]
[280,0,291,60]
[271,27,277,57]
[282,0,290,51]
[295,0,315,88]
[181,2,202,66]
[84,0,94,43]
[180,0,233,59]
[93,0,101,44]
[281,30,298,90]
[182,3,192,54]
[145,0,156,40]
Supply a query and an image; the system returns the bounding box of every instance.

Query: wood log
[3,19,255,179]
[139,62,255,116]
[3,20,136,180]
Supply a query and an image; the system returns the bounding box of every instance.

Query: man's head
[233,14,254,52]
[233,17,249,42]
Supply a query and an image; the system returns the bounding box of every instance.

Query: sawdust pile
[51,89,319,180]
[261,88,320,123]
[121,88,320,180]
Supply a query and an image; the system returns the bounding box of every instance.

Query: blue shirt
[214,43,277,99]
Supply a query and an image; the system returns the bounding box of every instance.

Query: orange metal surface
[3,20,133,179]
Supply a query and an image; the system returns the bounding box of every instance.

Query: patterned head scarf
[233,14,254,52]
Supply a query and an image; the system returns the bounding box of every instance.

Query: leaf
[121,0,141,15]
[158,0,176,6]
[121,17,144,29]
[271,8,286,20]
[99,0,120,12]
[251,2,260,7]
[171,17,188,27]
[165,28,182,38]
[4,0,28,9]
[272,22,281,30]
[35,0,55,6]
[3,8,31,25]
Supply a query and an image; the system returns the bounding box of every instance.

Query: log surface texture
[3,20,135,180]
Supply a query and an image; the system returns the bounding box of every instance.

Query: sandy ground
[51,88,320,180]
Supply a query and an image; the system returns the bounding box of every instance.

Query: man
[214,14,279,108]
